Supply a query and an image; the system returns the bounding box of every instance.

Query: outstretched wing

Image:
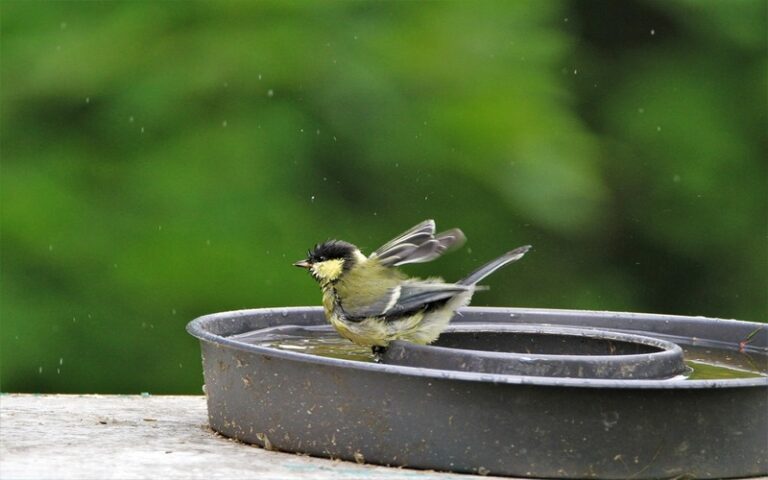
[372,219,436,259]
[341,280,472,321]
[371,219,466,267]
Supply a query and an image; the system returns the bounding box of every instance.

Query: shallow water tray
[383,325,686,379]
[187,307,768,479]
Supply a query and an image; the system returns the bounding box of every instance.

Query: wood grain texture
[0,394,505,479]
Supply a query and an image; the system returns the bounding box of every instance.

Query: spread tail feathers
[457,245,531,286]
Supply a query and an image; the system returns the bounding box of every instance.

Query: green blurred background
[1,1,765,394]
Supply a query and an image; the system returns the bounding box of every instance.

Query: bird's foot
[371,345,387,363]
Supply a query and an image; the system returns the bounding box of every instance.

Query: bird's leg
[371,345,387,363]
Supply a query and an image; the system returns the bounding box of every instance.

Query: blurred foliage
[1,0,765,394]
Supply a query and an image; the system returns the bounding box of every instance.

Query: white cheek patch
[312,259,345,281]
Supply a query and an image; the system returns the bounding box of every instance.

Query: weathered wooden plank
[0,394,505,479]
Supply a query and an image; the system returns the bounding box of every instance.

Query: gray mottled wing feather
[341,281,472,320]
[385,282,471,316]
[372,220,466,267]
[372,220,435,258]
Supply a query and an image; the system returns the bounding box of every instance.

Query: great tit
[294,219,530,356]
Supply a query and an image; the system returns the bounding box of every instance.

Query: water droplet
[656,126,662,132]
[222,120,228,127]
[48,244,53,251]
[563,17,569,22]
[158,225,162,231]
[206,239,211,246]
[310,195,316,202]
[57,368,61,374]
[141,392,150,397]
[140,126,145,134]
[573,69,578,75]
[38,366,43,374]
[650,29,656,36]
[267,89,274,97]
[637,107,645,114]
[129,116,135,123]
[258,74,262,80]
[172,309,177,315]
[332,135,337,142]
[316,129,320,135]
[673,174,681,183]
[60,22,67,30]
[59,357,64,365]
[85,97,90,104]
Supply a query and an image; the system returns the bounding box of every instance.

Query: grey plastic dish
[187,307,768,479]
[382,324,687,379]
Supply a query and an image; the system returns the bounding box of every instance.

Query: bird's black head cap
[308,240,357,270]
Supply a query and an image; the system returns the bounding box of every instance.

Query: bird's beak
[293,259,312,269]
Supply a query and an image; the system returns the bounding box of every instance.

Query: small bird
[294,219,530,356]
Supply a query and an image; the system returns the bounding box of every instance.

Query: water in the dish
[265,333,373,362]
[683,345,766,380]
[233,328,767,380]
[232,326,374,362]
